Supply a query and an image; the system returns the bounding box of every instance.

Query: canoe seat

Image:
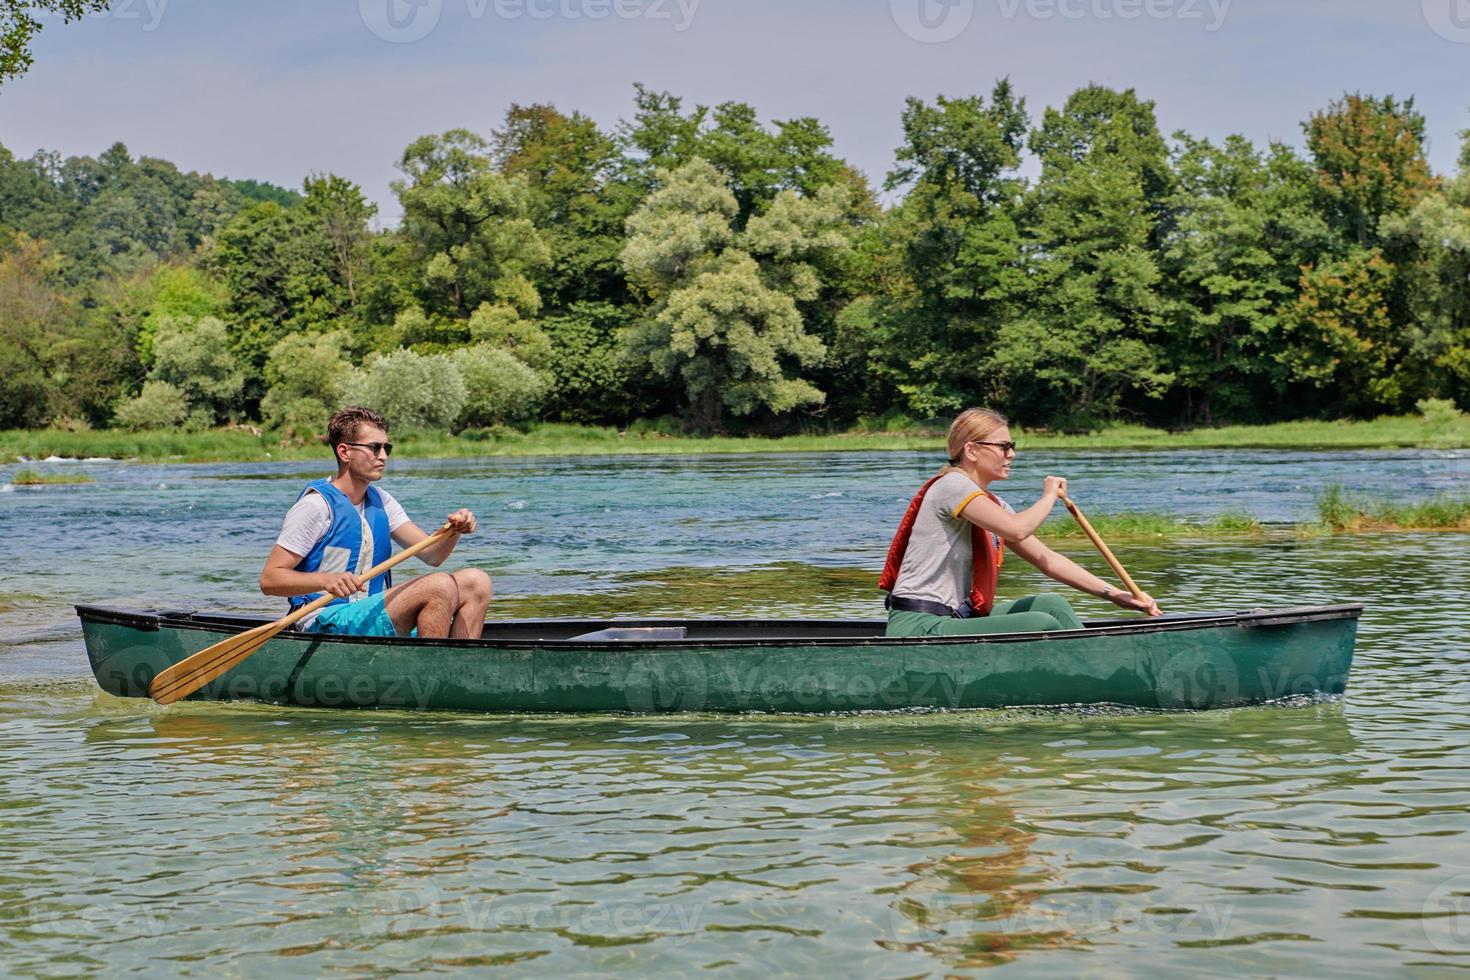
[567,626,688,642]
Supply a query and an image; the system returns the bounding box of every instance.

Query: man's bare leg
[383,573,459,637]
[449,568,492,639]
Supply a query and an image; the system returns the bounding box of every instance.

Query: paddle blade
[148,621,283,705]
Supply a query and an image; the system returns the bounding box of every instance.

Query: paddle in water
[147,525,455,705]
[1058,491,1159,613]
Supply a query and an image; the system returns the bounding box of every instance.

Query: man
[260,406,492,638]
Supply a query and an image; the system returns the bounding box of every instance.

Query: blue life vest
[288,478,393,611]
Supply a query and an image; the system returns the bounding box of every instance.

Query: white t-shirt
[276,487,411,577]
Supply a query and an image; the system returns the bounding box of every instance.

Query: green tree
[1,1,110,86]
[467,300,553,371]
[539,302,645,423]
[491,103,633,311]
[208,174,376,391]
[1379,126,1470,407]
[29,143,250,283]
[302,174,377,311]
[618,85,852,228]
[393,129,549,321]
[260,330,354,438]
[622,158,843,430]
[148,315,246,423]
[134,263,229,365]
[856,81,1030,417]
[1306,93,1436,248]
[1159,136,1332,423]
[0,233,64,426]
[1280,248,1402,415]
[989,86,1174,429]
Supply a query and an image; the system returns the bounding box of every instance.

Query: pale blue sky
[3,0,1467,223]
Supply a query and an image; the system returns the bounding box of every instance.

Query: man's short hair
[327,406,389,451]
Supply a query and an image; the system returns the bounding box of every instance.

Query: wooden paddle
[147,525,455,706]
[1058,491,1154,609]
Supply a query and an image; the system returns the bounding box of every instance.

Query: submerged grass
[1316,484,1470,531]
[9,468,95,485]
[2,412,1468,463]
[1045,511,1265,539]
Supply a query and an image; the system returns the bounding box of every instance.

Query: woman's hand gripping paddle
[1058,492,1159,614]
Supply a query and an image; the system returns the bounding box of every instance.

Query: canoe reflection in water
[872,706,1361,969]
[79,704,1359,970]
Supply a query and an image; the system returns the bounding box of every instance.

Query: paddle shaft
[147,525,455,705]
[1058,493,1147,601]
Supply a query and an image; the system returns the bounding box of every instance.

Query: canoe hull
[76,605,1360,714]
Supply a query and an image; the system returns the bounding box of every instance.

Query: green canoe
[76,603,1360,714]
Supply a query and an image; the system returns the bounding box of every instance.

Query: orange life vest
[878,474,1005,616]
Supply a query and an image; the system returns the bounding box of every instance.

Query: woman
[880,408,1160,636]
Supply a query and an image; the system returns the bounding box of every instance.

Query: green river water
[2,449,1468,976]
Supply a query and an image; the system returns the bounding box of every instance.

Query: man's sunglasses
[342,441,394,457]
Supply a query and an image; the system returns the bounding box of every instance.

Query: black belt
[885,594,975,619]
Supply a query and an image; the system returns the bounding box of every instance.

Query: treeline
[2,82,1468,436]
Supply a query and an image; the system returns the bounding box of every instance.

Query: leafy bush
[260,331,354,437]
[541,302,644,423]
[454,344,546,428]
[1417,397,1464,426]
[149,315,244,422]
[114,380,190,430]
[342,348,466,429]
[135,265,230,366]
[468,302,554,371]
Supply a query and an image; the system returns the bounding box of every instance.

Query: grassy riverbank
[2,413,1468,464]
[1045,512,1266,539]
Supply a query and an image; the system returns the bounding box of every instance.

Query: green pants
[885,594,1085,637]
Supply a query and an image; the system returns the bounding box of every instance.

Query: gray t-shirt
[891,471,1013,611]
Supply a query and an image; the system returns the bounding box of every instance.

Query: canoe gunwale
[75,602,1364,651]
